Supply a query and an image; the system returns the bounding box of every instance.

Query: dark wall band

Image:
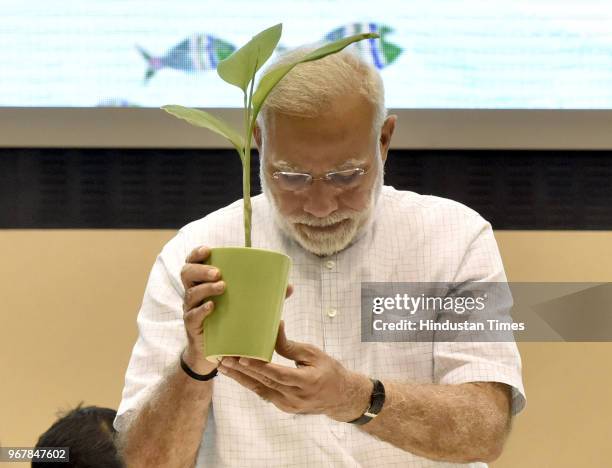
[1,148,611,229]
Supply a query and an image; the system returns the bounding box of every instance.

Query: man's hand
[181,246,226,375]
[217,321,372,422]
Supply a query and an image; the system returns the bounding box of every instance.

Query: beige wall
[1,230,611,467]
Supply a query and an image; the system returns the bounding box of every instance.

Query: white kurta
[115,186,526,467]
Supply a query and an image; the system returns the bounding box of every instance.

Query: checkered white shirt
[115,185,526,467]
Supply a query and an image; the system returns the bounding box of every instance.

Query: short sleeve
[434,216,527,415]
[113,231,189,432]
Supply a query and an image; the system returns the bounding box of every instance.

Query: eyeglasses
[271,167,369,192]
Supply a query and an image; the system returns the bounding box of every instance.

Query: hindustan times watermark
[372,318,524,332]
[361,282,612,342]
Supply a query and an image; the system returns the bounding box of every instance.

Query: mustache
[287,212,357,227]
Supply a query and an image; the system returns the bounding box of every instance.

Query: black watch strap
[348,378,386,425]
[180,350,218,381]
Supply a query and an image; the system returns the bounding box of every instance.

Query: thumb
[275,320,314,364]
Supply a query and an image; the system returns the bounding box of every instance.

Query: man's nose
[302,181,339,218]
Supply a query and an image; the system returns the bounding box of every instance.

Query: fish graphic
[96,98,141,107]
[137,34,236,82]
[323,23,402,69]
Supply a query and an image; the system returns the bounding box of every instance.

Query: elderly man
[114,48,525,467]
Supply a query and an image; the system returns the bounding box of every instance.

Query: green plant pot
[203,247,292,362]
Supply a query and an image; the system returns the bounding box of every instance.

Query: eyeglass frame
[270,166,371,192]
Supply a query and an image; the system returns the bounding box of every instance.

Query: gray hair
[256,45,387,136]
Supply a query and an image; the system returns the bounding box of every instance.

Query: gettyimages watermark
[361,282,612,342]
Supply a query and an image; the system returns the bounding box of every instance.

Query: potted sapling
[162,23,378,362]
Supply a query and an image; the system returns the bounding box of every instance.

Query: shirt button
[325,260,335,270]
[327,308,338,318]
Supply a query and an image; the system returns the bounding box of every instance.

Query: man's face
[257,93,394,256]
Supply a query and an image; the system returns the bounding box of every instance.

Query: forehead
[263,93,377,171]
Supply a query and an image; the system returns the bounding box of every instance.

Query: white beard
[260,155,384,257]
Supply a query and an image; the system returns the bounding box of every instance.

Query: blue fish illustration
[96,98,141,107]
[137,34,236,82]
[323,23,402,69]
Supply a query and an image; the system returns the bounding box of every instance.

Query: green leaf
[250,32,379,123]
[161,105,244,153]
[217,23,283,92]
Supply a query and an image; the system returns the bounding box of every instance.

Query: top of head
[256,45,387,137]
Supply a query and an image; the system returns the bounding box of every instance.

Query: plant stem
[242,91,252,247]
[242,57,259,248]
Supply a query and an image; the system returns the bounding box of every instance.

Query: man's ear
[379,115,397,163]
[253,124,262,151]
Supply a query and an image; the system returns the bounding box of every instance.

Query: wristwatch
[347,378,386,425]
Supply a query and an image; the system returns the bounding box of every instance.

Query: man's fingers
[185,245,210,264]
[180,263,221,290]
[275,321,318,364]
[184,300,214,336]
[183,280,225,311]
[219,364,284,402]
[225,357,304,388]
[285,284,294,298]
